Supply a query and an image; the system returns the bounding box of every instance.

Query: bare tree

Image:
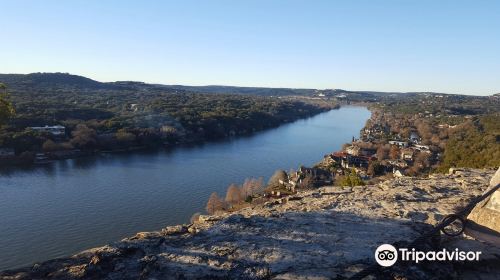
[206,192,224,214]
[190,212,201,223]
[70,124,96,148]
[414,152,431,169]
[225,184,242,206]
[389,145,400,160]
[376,145,389,160]
[241,178,252,198]
[239,177,266,202]
[252,177,264,194]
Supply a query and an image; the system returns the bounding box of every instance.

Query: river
[0,106,370,271]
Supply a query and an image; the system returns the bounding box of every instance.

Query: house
[400,148,414,161]
[268,190,283,198]
[345,145,360,156]
[409,132,421,144]
[129,104,139,112]
[359,147,377,157]
[330,152,373,169]
[414,144,431,153]
[296,166,333,188]
[388,140,408,148]
[30,125,66,136]
[346,144,377,156]
[388,159,408,169]
[278,179,297,193]
[297,166,329,178]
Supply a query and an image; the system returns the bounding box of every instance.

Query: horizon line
[1,71,497,97]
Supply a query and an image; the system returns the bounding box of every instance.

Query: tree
[206,192,224,214]
[115,129,136,145]
[414,152,431,170]
[367,161,384,176]
[0,83,15,126]
[376,145,389,160]
[338,169,365,187]
[389,145,400,160]
[70,124,96,149]
[225,184,242,206]
[267,169,288,187]
[241,178,253,199]
[241,177,265,199]
[300,174,315,188]
[42,139,58,152]
[190,212,201,223]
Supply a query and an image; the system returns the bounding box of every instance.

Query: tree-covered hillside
[0,73,335,162]
[439,114,500,169]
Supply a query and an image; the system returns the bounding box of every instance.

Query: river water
[0,106,370,270]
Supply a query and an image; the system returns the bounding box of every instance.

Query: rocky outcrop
[465,167,500,246]
[1,168,498,280]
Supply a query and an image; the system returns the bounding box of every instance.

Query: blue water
[0,106,370,270]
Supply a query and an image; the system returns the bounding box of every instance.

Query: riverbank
[0,106,371,271]
[0,104,337,168]
[2,168,497,279]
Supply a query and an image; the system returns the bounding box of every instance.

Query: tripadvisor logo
[374,244,482,267]
[375,244,398,267]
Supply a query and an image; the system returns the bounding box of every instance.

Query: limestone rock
[465,167,500,245]
[1,168,496,280]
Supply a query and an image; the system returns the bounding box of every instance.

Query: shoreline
[0,105,369,271]
[0,105,339,170]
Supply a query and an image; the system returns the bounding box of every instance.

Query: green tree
[0,83,15,126]
[339,169,365,187]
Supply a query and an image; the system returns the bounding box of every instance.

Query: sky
[1,0,499,95]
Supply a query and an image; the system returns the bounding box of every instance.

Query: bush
[338,169,365,187]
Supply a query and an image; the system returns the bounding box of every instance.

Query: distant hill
[0,73,118,90]
[153,84,318,96]
[0,72,458,99]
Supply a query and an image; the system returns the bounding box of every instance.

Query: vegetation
[205,177,265,214]
[0,73,333,159]
[205,192,225,215]
[0,83,15,126]
[439,114,500,170]
[368,93,500,172]
[190,212,201,224]
[338,169,365,187]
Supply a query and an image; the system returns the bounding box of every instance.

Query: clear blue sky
[1,0,499,95]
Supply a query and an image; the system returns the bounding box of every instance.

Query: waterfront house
[296,166,333,188]
[331,152,373,169]
[30,125,66,136]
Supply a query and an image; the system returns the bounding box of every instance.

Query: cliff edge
[1,168,499,280]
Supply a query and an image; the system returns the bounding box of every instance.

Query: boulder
[465,167,500,245]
